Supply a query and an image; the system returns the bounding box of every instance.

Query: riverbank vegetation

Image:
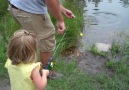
[1,0,129,90]
[47,33,129,90]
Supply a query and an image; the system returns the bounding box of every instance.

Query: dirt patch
[69,49,114,75]
[0,78,10,90]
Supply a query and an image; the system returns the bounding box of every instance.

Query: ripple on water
[85,12,121,26]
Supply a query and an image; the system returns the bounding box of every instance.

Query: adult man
[8,0,75,77]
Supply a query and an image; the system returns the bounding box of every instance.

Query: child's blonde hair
[7,30,38,65]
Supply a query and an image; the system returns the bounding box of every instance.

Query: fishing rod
[44,28,68,70]
[40,27,68,76]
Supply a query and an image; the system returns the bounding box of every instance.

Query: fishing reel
[43,57,54,70]
[39,57,54,76]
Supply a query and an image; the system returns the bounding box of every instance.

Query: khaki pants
[9,6,56,52]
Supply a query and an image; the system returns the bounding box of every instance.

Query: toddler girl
[5,30,49,90]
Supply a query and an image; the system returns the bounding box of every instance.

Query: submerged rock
[95,43,111,52]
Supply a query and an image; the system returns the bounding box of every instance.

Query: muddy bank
[66,48,114,76]
[77,51,113,75]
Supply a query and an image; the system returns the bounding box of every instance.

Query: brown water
[81,0,129,48]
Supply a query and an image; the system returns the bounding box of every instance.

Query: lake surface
[80,0,129,47]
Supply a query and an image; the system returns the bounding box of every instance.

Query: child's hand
[42,69,49,77]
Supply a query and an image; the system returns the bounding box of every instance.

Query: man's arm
[45,0,63,22]
[45,0,66,35]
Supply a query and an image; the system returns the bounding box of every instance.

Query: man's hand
[60,5,75,19]
[57,21,66,35]
[45,0,66,35]
[62,9,75,18]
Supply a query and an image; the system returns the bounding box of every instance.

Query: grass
[46,58,100,90]
[47,55,129,90]
[52,1,84,55]
[47,32,129,90]
[0,0,8,17]
[0,14,20,77]
[1,0,129,90]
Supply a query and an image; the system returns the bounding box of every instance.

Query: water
[81,0,129,48]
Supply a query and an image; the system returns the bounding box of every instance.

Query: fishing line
[43,27,69,71]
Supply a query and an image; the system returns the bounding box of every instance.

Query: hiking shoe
[47,71,64,79]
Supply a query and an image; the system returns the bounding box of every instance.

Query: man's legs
[9,7,61,79]
[40,52,53,66]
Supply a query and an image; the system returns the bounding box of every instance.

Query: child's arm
[31,66,49,90]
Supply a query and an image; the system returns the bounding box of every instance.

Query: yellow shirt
[5,58,40,90]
